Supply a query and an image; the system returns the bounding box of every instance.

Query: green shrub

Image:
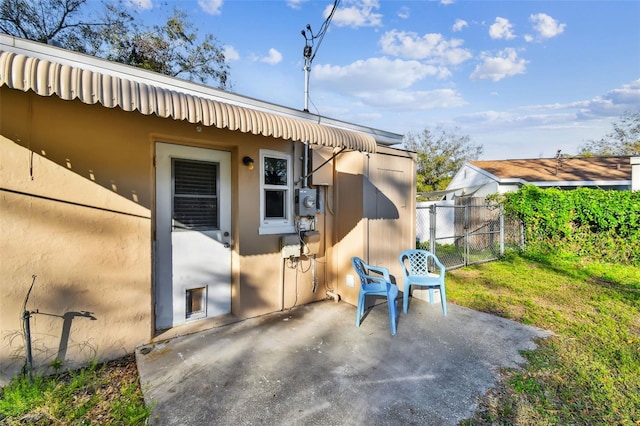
[503,186,640,265]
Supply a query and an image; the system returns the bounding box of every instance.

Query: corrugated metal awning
[0,49,377,153]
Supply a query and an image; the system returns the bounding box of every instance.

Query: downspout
[303,144,309,188]
[325,203,340,303]
[364,152,370,261]
[281,258,285,311]
[282,141,300,311]
[326,148,350,302]
[331,150,340,300]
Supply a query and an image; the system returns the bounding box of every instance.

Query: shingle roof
[471,156,632,183]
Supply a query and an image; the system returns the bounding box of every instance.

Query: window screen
[265,190,286,218]
[263,156,288,220]
[172,159,219,230]
[259,150,293,234]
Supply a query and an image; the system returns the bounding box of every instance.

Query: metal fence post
[464,206,469,265]
[429,204,436,254]
[500,204,505,256]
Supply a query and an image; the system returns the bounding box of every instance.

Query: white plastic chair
[398,249,447,316]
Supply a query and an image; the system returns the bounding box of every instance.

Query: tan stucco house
[0,35,416,384]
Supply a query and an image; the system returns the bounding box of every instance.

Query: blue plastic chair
[351,257,398,335]
[398,249,447,316]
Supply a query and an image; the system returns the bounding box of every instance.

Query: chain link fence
[417,198,524,270]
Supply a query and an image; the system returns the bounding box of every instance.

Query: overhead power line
[300,0,340,113]
[301,0,340,64]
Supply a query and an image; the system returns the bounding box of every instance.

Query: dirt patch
[81,354,143,422]
[451,269,482,279]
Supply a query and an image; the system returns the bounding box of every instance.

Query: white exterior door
[155,142,232,330]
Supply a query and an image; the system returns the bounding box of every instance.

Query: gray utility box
[295,188,317,216]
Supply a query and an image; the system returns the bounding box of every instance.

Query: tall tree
[0,0,230,89]
[404,126,483,197]
[577,111,640,156]
[108,9,229,87]
[0,0,132,54]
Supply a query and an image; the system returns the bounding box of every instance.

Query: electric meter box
[295,188,317,216]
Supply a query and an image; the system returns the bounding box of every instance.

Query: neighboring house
[442,156,639,200]
[0,35,416,384]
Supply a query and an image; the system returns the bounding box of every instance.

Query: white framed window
[259,150,294,235]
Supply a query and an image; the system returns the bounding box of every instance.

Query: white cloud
[575,79,640,118]
[530,13,566,39]
[286,0,307,9]
[253,48,283,65]
[264,48,283,65]
[470,48,528,81]
[314,57,441,93]
[457,110,514,124]
[379,30,472,67]
[459,80,640,142]
[452,19,468,32]
[604,79,640,105]
[397,6,410,19]
[437,82,638,160]
[358,88,467,110]
[489,17,516,40]
[126,0,152,10]
[223,45,240,62]
[506,80,640,123]
[441,0,455,5]
[198,0,223,15]
[329,0,383,28]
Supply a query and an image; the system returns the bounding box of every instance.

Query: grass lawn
[450,251,640,425]
[1,251,638,424]
[0,354,149,425]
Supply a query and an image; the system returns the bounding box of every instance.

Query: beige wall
[0,87,415,384]
[330,148,417,306]
[0,142,152,382]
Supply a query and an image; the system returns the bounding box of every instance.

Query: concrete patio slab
[136,299,552,425]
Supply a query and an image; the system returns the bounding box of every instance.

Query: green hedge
[503,185,640,265]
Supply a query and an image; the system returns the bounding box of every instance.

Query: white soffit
[0,48,381,153]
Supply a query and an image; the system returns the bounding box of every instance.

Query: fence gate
[416,198,522,270]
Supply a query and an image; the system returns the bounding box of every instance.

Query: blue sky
[129,0,640,160]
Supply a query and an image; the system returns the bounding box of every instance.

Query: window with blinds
[172,159,219,230]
